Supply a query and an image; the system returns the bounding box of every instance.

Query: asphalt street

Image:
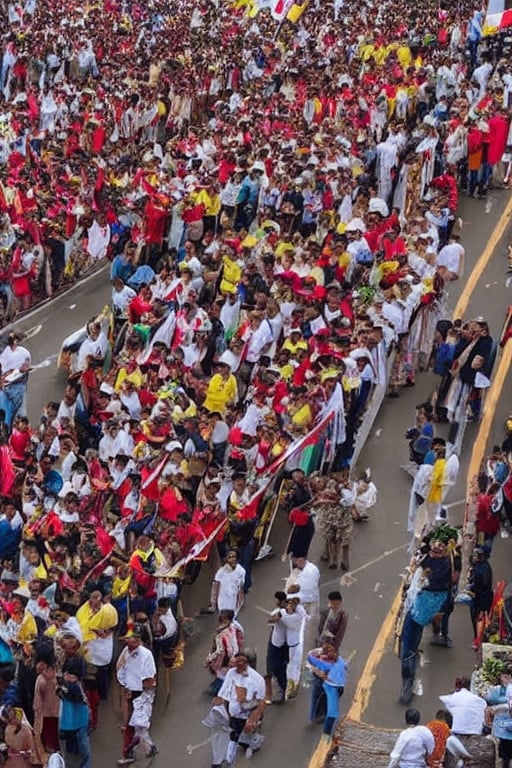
[3,190,512,767]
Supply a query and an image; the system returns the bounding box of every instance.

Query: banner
[154,517,228,578]
[266,411,333,475]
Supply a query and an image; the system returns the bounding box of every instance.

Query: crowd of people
[387,666,512,768]
[0,0,511,763]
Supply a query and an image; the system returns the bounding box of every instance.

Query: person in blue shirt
[307,643,347,736]
[406,404,434,465]
[110,241,138,284]
[58,655,91,768]
[234,167,264,231]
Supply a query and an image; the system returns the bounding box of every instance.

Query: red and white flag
[271,0,295,21]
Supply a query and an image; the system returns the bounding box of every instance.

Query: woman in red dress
[11,236,38,311]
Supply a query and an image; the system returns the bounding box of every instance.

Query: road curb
[2,262,108,334]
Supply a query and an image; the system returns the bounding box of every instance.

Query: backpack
[490,487,504,516]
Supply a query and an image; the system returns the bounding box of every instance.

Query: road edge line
[465,340,512,486]
[345,587,403,722]
[454,193,512,319]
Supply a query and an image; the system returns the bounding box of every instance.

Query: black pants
[266,642,288,694]
[229,716,247,743]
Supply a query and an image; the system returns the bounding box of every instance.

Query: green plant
[424,523,459,545]
[357,286,376,305]
[481,657,505,685]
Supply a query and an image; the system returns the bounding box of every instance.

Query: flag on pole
[271,0,295,21]
[154,517,228,577]
[141,456,168,499]
[266,411,333,475]
[483,9,512,34]
[286,0,309,23]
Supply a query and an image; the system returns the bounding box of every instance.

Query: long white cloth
[87,220,111,260]
[320,382,346,463]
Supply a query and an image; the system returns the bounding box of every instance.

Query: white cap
[368,198,389,217]
[345,217,366,233]
[218,351,233,368]
[165,440,183,453]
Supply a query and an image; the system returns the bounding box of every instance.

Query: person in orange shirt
[426,710,452,768]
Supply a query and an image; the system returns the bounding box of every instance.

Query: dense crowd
[0,0,511,763]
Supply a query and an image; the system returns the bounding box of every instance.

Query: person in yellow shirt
[169,391,198,426]
[282,328,308,356]
[195,181,222,235]
[203,361,238,414]
[76,589,118,706]
[286,388,313,437]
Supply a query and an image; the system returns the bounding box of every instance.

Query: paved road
[4,191,512,767]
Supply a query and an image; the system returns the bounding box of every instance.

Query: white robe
[87,220,111,261]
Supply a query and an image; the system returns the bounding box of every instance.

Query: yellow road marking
[466,339,512,487]
[344,588,403,722]
[454,193,512,319]
[307,200,512,766]
[308,735,333,768]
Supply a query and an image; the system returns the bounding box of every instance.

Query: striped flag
[154,517,228,577]
[484,9,512,34]
[271,0,295,20]
[266,411,333,475]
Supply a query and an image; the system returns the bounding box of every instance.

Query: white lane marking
[23,324,43,340]
[321,543,408,589]
[444,498,465,509]
[30,354,58,371]
[186,738,211,755]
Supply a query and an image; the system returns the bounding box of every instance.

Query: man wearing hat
[116,623,157,763]
[203,359,238,415]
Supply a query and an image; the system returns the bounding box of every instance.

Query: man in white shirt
[279,596,308,700]
[209,411,229,467]
[0,332,31,427]
[243,311,274,365]
[99,421,131,462]
[151,597,178,668]
[211,551,246,616]
[0,333,31,375]
[116,625,157,764]
[285,557,320,616]
[436,237,465,281]
[112,278,136,316]
[265,592,288,703]
[439,677,486,735]
[76,321,108,372]
[388,708,435,768]
[217,653,266,764]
